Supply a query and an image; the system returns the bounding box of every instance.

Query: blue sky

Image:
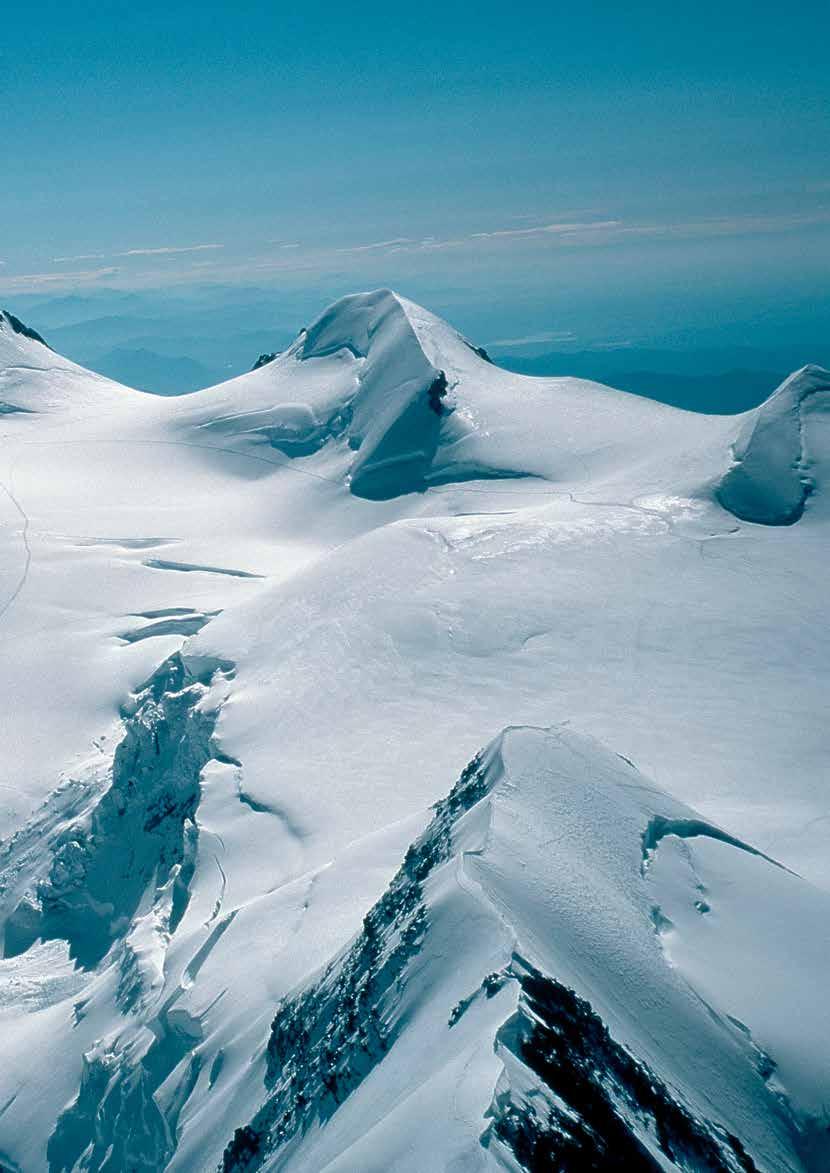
[2,0,828,347]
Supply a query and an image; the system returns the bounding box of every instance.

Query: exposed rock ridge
[0,310,51,349]
[221,747,494,1171]
[481,954,758,1172]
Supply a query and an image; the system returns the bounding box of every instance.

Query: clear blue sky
[2,0,828,346]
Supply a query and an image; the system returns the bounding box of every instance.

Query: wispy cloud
[50,244,224,263]
[470,220,621,241]
[115,243,224,257]
[330,220,623,257]
[52,253,108,263]
[487,330,577,348]
[333,209,830,259]
[608,209,830,241]
[0,267,120,291]
[336,237,420,254]
[11,205,829,294]
[210,204,830,287]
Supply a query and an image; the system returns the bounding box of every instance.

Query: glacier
[0,291,827,1172]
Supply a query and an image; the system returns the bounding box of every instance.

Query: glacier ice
[0,291,827,1172]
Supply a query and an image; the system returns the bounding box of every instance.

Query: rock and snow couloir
[0,291,828,1172]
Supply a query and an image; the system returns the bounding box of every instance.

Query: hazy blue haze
[2,0,828,387]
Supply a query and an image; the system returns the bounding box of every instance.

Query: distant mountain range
[493,343,830,413]
[88,348,215,395]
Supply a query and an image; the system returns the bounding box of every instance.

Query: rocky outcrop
[0,310,50,349]
[251,353,278,371]
[482,956,758,1172]
[221,751,490,1171]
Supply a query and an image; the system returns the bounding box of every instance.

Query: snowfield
[0,291,827,1172]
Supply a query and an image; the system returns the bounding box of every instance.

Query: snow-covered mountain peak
[0,308,150,416]
[299,287,488,375]
[0,309,57,386]
[717,363,830,524]
[0,309,51,349]
[299,288,417,361]
[172,288,482,498]
[0,308,82,414]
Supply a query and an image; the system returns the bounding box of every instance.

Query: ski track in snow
[0,473,31,622]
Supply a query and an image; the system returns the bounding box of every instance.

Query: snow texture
[0,291,827,1172]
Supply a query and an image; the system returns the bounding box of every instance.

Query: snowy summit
[0,290,828,1172]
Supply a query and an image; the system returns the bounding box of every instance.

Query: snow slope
[0,292,827,1172]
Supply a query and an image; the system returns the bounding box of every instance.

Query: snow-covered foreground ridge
[0,292,827,1172]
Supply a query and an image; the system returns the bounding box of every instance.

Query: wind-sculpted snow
[297,291,488,498]
[0,290,827,1172]
[717,365,830,525]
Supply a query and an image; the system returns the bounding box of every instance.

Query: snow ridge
[219,727,817,1173]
